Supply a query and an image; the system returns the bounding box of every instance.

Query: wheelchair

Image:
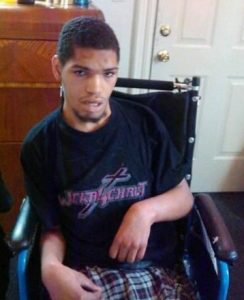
[7,77,238,300]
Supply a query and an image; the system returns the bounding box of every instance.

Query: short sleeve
[21,136,61,231]
[150,116,186,195]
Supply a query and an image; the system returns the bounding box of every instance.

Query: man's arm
[109,179,193,263]
[136,178,193,222]
[41,230,103,300]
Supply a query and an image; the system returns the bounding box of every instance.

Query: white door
[150,0,244,192]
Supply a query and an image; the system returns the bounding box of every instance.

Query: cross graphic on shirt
[101,167,131,188]
[78,167,132,219]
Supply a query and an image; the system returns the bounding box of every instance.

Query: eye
[74,69,86,77]
[104,70,116,78]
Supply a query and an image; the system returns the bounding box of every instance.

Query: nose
[85,74,103,95]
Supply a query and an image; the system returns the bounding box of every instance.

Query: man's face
[52,47,119,132]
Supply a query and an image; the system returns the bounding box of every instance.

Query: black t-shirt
[21,97,185,270]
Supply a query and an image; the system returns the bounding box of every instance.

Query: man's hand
[109,179,194,264]
[42,262,103,300]
[109,203,152,263]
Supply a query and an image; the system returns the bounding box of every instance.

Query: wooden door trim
[129,0,158,79]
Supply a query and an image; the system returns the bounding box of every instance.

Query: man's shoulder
[23,108,60,145]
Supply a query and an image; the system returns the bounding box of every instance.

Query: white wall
[93,0,136,77]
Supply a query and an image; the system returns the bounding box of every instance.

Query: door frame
[129,0,158,79]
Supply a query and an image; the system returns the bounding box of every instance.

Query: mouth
[81,99,103,113]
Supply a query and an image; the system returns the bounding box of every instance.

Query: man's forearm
[40,229,103,299]
[109,179,194,262]
[133,179,194,225]
[40,230,66,279]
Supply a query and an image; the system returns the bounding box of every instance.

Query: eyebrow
[71,65,119,72]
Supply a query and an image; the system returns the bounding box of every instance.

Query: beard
[73,109,109,124]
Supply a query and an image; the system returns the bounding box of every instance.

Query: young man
[21,17,195,299]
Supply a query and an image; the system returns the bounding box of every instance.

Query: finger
[126,247,137,263]
[135,246,146,261]
[81,284,102,293]
[117,246,129,262]
[109,240,119,259]
[79,272,102,292]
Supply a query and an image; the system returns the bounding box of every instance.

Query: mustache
[79,97,106,103]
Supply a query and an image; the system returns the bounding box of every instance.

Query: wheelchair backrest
[112,77,200,184]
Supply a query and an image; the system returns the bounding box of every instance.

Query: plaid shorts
[81,265,197,300]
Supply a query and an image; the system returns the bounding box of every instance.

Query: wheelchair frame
[7,76,237,300]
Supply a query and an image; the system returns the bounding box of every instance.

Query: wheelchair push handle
[116,77,200,92]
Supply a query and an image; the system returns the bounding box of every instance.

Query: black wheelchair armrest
[194,193,238,264]
[7,197,39,254]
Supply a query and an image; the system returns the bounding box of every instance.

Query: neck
[73,119,109,133]
[62,112,111,133]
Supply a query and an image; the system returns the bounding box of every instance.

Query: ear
[51,55,62,81]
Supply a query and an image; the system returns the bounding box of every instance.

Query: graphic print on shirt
[58,167,147,219]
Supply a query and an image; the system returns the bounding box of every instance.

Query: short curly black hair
[57,16,120,65]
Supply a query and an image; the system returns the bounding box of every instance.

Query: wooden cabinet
[0,3,103,231]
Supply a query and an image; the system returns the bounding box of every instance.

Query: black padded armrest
[6,197,39,254]
[194,193,238,264]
